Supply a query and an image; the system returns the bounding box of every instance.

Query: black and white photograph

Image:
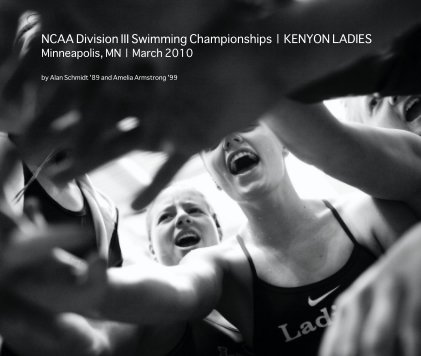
[0,1,420,355]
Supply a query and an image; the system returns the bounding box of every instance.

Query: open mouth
[404,97,421,123]
[175,231,201,248]
[228,150,260,175]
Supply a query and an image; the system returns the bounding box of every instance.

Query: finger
[3,9,43,103]
[0,290,53,331]
[0,212,18,245]
[359,276,404,356]
[9,248,91,312]
[23,109,82,167]
[51,248,90,284]
[82,253,108,315]
[14,10,41,58]
[0,140,20,197]
[289,25,421,102]
[0,142,21,236]
[0,4,22,65]
[2,41,41,102]
[65,64,155,161]
[2,224,93,271]
[288,55,390,103]
[400,291,421,356]
[320,289,371,356]
[86,254,107,288]
[46,250,107,315]
[319,306,345,356]
[24,197,46,228]
[19,82,80,162]
[35,84,120,166]
[131,151,189,210]
[69,95,134,161]
[49,123,144,183]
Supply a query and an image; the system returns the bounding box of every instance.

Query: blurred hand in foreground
[320,223,421,356]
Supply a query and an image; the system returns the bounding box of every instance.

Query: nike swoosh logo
[308,286,340,307]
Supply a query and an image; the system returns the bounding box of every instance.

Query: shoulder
[77,175,117,222]
[330,193,419,253]
[345,126,421,208]
[347,121,421,153]
[179,236,251,286]
[180,239,240,272]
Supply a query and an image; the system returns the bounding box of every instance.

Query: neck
[239,175,316,248]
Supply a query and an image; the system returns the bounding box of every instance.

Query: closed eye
[158,213,173,224]
[187,207,204,215]
[368,95,382,113]
[241,123,259,133]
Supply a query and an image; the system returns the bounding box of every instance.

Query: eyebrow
[185,202,213,214]
[182,200,206,207]
[156,205,174,215]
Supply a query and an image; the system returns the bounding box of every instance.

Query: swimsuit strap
[236,235,258,278]
[323,199,359,245]
[323,199,385,255]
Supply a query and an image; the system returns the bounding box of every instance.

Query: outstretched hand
[0,0,275,210]
[10,9,282,209]
[10,249,108,315]
[290,25,421,102]
[320,223,421,356]
[3,0,421,210]
[0,138,103,314]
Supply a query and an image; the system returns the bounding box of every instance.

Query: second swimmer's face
[202,123,287,203]
[149,188,220,266]
[346,95,421,135]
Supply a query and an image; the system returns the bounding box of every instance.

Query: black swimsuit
[22,164,122,266]
[168,319,253,356]
[237,200,378,356]
[1,166,123,356]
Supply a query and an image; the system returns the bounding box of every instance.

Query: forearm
[262,0,421,92]
[99,264,202,324]
[262,99,344,166]
[0,299,110,356]
[263,98,421,209]
[98,255,221,325]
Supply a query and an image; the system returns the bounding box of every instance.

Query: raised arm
[262,98,421,215]
[9,246,225,326]
[5,1,420,211]
[320,222,421,356]
[100,249,224,324]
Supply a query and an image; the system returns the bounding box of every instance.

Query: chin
[236,184,268,201]
[179,247,196,259]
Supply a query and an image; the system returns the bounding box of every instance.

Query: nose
[176,213,192,227]
[223,134,243,151]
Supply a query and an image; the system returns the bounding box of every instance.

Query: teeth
[230,151,257,171]
[176,232,200,247]
[179,233,196,240]
[232,151,255,161]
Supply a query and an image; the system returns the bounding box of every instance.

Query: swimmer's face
[345,95,421,135]
[148,187,220,266]
[202,123,287,202]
